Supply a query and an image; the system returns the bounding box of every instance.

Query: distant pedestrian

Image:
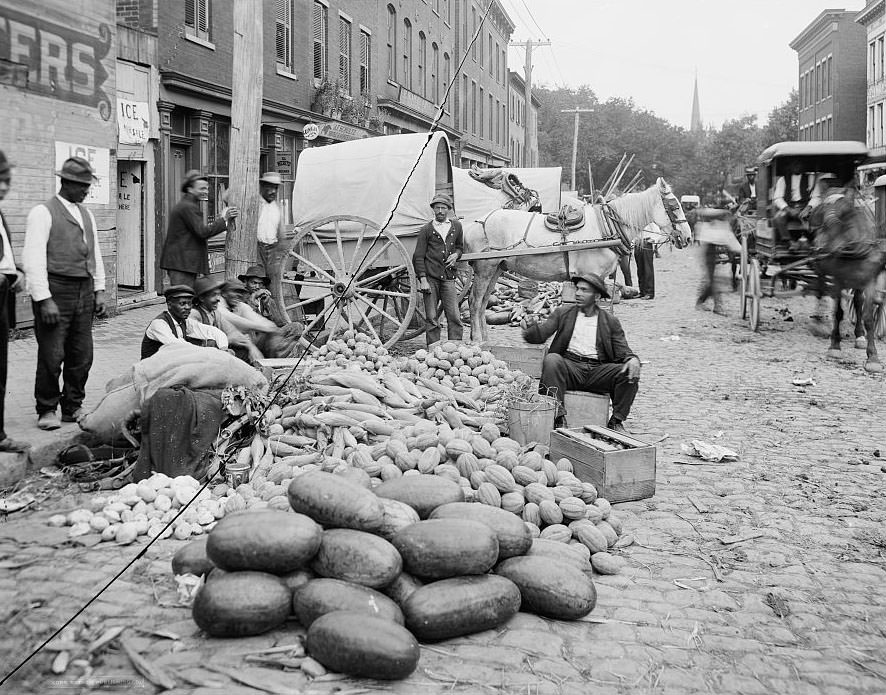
[0,150,28,451]
[413,194,464,346]
[23,157,107,430]
[160,170,238,287]
[635,226,656,300]
[254,172,289,325]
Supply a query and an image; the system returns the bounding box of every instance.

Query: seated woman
[142,285,229,359]
[191,276,262,363]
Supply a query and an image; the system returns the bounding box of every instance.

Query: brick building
[0,0,119,323]
[507,69,539,167]
[790,9,867,143]
[856,0,886,164]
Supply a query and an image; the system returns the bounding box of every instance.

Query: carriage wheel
[275,216,417,350]
[739,233,750,320]
[399,261,475,341]
[748,258,762,332]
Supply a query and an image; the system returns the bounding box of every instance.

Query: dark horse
[812,189,885,373]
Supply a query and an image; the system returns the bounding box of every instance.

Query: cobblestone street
[1,247,885,695]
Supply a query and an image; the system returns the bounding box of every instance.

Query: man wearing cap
[160,171,239,287]
[738,167,757,211]
[141,285,229,359]
[23,157,108,430]
[412,194,464,346]
[239,264,285,327]
[522,273,640,432]
[255,172,289,325]
[192,276,261,362]
[0,150,28,450]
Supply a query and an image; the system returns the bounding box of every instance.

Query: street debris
[0,491,36,514]
[792,376,816,387]
[680,440,739,462]
[659,335,681,341]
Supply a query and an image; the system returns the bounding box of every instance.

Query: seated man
[219,279,279,358]
[191,276,262,363]
[737,166,757,212]
[522,273,641,432]
[141,285,229,359]
[772,164,819,248]
[239,264,287,327]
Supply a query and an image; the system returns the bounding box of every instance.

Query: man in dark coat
[523,273,640,432]
[0,150,28,451]
[737,166,757,211]
[160,171,238,287]
[412,194,464,346]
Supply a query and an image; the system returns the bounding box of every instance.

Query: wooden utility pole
[510,39,550,164]
[587,161,595,197]
[560,107,594,192]
[225,0,264,279]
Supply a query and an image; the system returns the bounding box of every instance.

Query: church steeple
[690,75,702,133]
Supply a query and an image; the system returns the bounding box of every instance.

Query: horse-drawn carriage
[738,141,871,330]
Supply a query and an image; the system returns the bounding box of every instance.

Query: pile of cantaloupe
[181,469,602,681]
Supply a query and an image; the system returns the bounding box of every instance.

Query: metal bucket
[518,279,539,298]
[225,460,251,488]
[507,395,558,447]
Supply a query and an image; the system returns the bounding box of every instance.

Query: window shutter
[360,31,370,95]
[185,0,195,28]
[275,0,291,68]
[339,18,351,93]
[196,0,208,35]
[313,2,327,80]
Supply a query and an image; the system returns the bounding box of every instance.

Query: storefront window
[260,133,299,226]
[207,119,230,223]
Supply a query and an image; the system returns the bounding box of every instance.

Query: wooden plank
[460,239,622,261]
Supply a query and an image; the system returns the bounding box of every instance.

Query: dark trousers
[423,277,463,345]
[697,243,719,305]
[33,276,94,416]
[0,275,9,439]
[609,254,632,287]
[258,240,292,325]
[166,269,197,287]
[540,353,638,422]
[636,247,655,297]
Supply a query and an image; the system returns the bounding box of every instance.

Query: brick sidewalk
[5,304,161,462]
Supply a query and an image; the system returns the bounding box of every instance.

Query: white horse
[464,177,692,342]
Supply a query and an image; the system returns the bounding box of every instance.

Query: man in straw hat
[412,193,464,346]
[522,272,640,433]
[160,170,239,287]
[23,156,108,430]
[254,172,289,325]
[0,150,28,450]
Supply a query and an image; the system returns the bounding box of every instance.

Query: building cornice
[790,9,847,50]
[857,0,885,25]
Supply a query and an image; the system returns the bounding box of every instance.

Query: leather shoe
[607,418,627,433]
[37,412,61,430]
[61,408,85,423]
[640,294,655,300]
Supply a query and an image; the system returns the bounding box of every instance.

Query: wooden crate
[481,343,548,378]
[549,425,656,503]
[564,391,609,428]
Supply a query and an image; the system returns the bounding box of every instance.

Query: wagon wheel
[739,233,750,320]
[276,215,417,350]
[748,258,762,332]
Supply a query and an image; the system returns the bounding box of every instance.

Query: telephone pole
[225,0,264,279]
[560,107,594,192]
[510,39,550,165]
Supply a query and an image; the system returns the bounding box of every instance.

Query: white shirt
[145,312,229,350]
[432,219,452,240]
[190,306,251,346]
[567,312,598,359]
[0,213,16,276]
[749,183,756,197]
[22,195,106,302]
[773,174,819,211]
[256,198,282,244]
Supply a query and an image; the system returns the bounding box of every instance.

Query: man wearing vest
[23,157,107,431]
[142,285,229,359]
[160,170,238,287]
[412,194,464,346]
[0,150,28,451]
[522,273,641,433]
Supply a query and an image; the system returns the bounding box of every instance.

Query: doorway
[117,160,144,290]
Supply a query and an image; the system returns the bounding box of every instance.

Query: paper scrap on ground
[792,377,816,387]
[681,440,739,462]
[660,335,681,341]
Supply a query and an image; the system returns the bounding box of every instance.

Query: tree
[763,89,799,147]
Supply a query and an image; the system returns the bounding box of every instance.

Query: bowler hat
[259,172,282,185]
[194,275,226,297]
[181,169,208,193]
[223,278,249,294]
[57,157,97,185]
[570,272,610,298]
[238,264,270,285]
[745,166,757,175]
[0,150,12,178]
[430,194,453,209]
[164,284,196,299]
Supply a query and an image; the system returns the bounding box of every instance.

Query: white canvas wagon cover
[292,131,453,238]
[452,166,563,222]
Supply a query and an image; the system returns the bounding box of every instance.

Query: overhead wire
[0,1,497,684]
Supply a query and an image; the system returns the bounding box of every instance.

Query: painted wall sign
[0,6,113,119]
[276,152,293,177]
[118,98,149,144]
[317,122,368,142]
[55,141,110,205]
